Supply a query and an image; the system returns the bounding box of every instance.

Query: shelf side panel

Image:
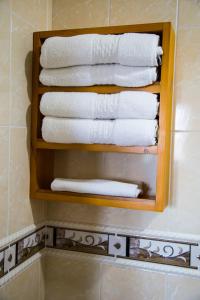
[156,23,175,211]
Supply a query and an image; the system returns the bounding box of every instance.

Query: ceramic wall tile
[3,260,41,300]
[108,235,127,257]
[101,263,166,300]
[52,0,109,29]
[178,0,200,28]
[12,0,49,31]
[0,128,9,240]
[166,273,200,300]
[174,27,200,130]
[0,284,6,300]
[45,254,101,300]
[4,245,16,273]
[0,0,10,36]
[38,256,46,300]
[11,14,35,127]
[0,0,10,126]
[9,128,45,234]
[0,38,10,126]
[110,0,177,28]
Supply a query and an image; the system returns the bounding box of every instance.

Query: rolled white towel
[40,91,159,120]
[51,178,142,198]
[39,64,157,87]
[42,117,158,146]
[40,33,162,68]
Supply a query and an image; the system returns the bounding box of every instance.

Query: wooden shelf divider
[30,22,175,212]
[35,139,158,154]
[38,83,161,94]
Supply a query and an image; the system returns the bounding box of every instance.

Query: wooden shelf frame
[30,22,175,211]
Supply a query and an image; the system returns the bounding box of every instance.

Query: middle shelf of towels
[40,91,159,146]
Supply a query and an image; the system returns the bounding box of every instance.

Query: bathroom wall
[45,0,200,299]
[0,0,51,298]
[50,0,200,236]
[0,259,45,300]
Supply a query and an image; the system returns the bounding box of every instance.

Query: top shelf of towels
[35,23,165,91]
[39,35,162,88]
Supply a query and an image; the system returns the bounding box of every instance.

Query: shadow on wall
[25,50,46,224]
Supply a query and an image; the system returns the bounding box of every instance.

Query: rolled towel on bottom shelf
[51,178,142,198]
[42,117,158,146]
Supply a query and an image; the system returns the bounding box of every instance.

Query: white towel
[39,64,157,87]
[42,117,158,146]
[40,91,159,120]
[40,33,162,68]
[51,178,142,198]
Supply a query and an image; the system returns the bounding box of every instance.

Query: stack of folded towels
[41,91,159,146]
[39,32,162,87]
[39,32,162,198]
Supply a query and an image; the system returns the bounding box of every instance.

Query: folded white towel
[51,178,142,198]
[40,33,162,68]
[40,91,159,120]
[39,64,157,87]
[42,117,158,146]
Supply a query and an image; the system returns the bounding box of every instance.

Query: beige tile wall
[44,254,200,300]
[46,2,200,298]
[0,0,52,238]
[49,0,200,236]
[1,0,200,299]
[0,0,51,297]
[0,259,45,300]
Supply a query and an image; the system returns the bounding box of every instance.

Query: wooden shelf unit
[30,22,175,212]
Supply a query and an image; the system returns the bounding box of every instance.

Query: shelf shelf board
[35,139,158,154]
[32,189,156,211]
[37,83,160,94]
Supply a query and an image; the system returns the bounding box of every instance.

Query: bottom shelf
[31,189,156,211]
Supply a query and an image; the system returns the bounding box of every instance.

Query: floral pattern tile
[55,228,110,256]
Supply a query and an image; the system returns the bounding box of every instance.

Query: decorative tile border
[0,226,46,282]
[55,227,111,256]
[46,225,200,270]
[0,222,200,285]
[128,237,191,268]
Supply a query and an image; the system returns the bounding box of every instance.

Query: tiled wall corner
[0,259,44,300]
[0,0,52,237]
